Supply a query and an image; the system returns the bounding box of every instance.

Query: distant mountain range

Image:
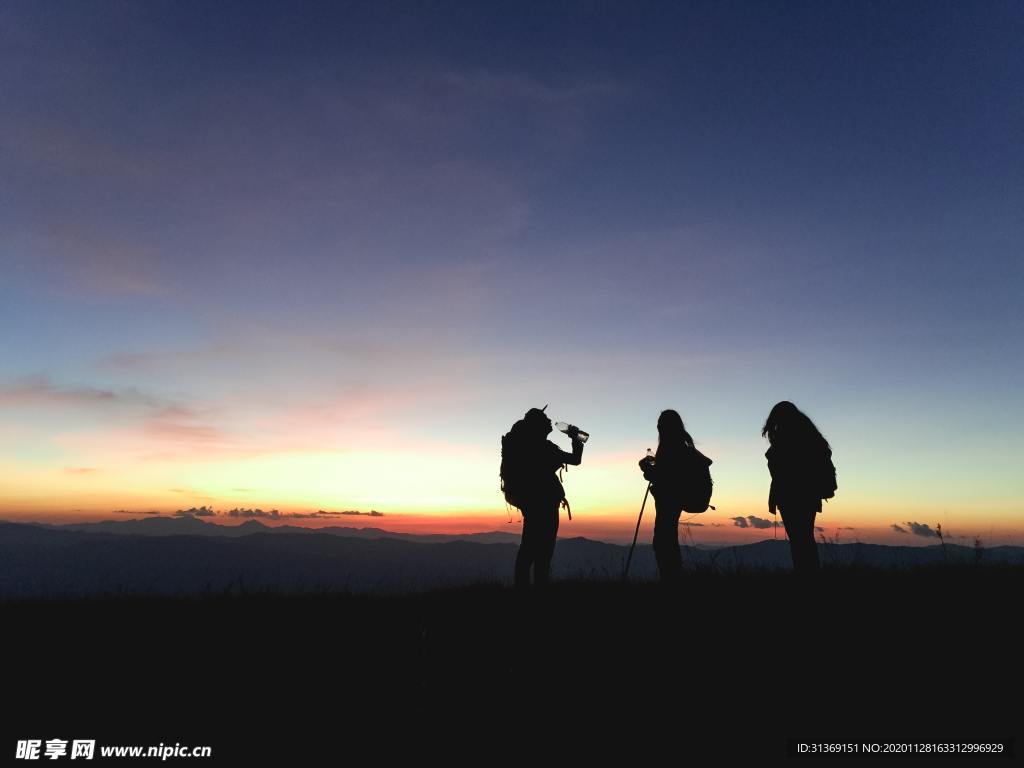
[1,518,1021,600]
[39,515,524,544]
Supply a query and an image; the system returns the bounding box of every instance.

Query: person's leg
[803,508,820,571]
[533,504,560,587]
[781,505,819,573]
[653,504,683,584]
[515,508,536,589]
[780,506,804,571]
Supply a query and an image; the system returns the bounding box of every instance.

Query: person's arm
[766,447,778,514]
[554,436,584,466]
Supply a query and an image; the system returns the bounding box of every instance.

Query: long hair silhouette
[761,401,830,451]
[656,409,695,460]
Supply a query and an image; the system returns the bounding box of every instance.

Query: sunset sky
[2,1,1021,545]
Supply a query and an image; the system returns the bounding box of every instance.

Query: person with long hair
[638,409,713,584]
[761,401,836,573]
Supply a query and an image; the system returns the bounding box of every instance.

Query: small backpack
[681,449,714,513]
[820,451,838,501]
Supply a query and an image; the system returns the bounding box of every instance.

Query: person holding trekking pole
[637,410,713,585]
[762,401,837,574]
[500,406,585,589]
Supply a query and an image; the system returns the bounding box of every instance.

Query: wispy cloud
[174,506,217,517]
[0,376,158,409]
[905,521,939,538]
[225,508,281,519]
[1,375,247,459]
[165,507,385,520]
[144,405,231,445]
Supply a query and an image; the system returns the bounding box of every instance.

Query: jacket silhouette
[506,407,583,589]
[763,401,836,573]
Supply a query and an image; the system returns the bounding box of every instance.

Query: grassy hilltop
[6,565,1021,760]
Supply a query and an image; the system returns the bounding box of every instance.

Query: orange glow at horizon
[2,413,1021,546]
[2,486,1020,547]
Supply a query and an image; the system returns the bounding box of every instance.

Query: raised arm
[553,437,584,466]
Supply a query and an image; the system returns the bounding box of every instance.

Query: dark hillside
[6,567,1020,761]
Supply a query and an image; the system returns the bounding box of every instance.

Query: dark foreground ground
[4,567,1022,764]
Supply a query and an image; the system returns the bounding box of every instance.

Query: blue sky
[1,1,1022,542]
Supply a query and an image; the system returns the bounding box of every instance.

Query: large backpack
[500,421,527,508]
[681,449,714,513]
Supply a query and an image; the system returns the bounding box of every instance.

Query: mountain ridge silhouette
[1,519,1021,600]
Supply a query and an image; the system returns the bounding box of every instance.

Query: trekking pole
[622,482,651,583]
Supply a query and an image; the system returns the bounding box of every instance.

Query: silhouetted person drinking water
[638,410,713,584]
[762,401,837,574]
[500,406,584,589]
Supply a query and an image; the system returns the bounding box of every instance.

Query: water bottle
[554,421,589,443]
[641,448,655,478]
